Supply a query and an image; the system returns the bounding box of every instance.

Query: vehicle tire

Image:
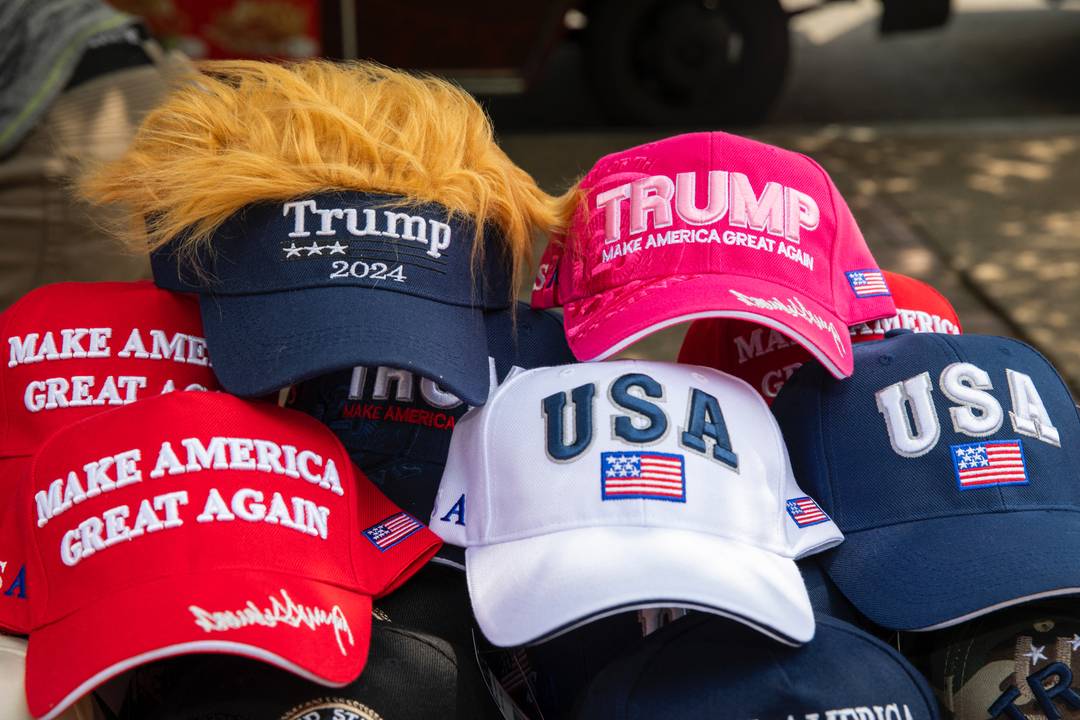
[583,0,789,126]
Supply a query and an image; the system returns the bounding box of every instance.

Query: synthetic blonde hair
[80,59,559,294]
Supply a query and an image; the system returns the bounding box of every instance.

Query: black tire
[583,0,790,127]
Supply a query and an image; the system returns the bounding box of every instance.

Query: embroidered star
[1071,634,1080,652]
[282,243,303,258]
[326,241,348,255]
[305,242,325,256]
[1024,644,1048,666]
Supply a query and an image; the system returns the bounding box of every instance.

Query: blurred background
[5,0,1080,388]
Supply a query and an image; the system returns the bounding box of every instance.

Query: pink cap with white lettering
[531,132,896,377]
[20,391,440,720]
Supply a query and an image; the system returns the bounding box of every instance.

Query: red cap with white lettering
[0,281,221,458]
[678,271,963,403]
[20,390,440,720]
[531,132,896,377]
[0,281,221,634]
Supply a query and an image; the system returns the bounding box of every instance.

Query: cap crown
[533,132,890,327]
[773,333,1080,531]
[0,281,219,458]
[432,361,839,557]
[23,391,437,627]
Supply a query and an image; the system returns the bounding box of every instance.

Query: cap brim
[563,274,854,378]
[26,570,371,720]
[199,287,492,406]
[821,510,1080,631]
[465,525,814,648]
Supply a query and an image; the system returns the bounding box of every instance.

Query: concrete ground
[494,0,1080,391]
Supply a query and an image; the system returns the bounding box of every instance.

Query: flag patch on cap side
[786,497,829,527]
[846,270,891,298]
[363,512,424,551]
[951,439,1028,490]
[601,451,686,503]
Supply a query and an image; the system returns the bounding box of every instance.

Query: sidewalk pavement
[502,118,1080,393]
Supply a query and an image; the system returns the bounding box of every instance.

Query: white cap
[430,360,842,647]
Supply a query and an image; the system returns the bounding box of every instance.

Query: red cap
[20,391,440,720]
[0,281,219,457]
[679,271,962,402]
[0,281,221,634]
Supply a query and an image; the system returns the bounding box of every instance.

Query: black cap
[120,565,501,720]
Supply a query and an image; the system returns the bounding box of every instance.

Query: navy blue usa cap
[151,191,513,406]
[575,613,940,719]
[773,332,1080,632]
[286,302,575,568]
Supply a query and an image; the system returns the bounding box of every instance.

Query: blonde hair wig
[80,60,558,293]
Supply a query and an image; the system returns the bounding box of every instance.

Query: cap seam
[802,153,843,320]
[937,334,1009,508]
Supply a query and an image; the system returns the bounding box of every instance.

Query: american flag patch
[786,497,830,528]
[846,269,891,298]
[601,451,685,502]
[951,440,1028,489]
[363,512,423,551]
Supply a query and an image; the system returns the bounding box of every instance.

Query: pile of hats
[0,60,1076,720]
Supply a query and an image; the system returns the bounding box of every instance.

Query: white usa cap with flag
[429,360,843,647]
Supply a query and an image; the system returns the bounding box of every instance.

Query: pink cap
[532,132,896,377]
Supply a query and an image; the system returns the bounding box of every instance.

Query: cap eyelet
[878,355,893,366]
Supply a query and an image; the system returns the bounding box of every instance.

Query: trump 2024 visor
[532,132,895,378]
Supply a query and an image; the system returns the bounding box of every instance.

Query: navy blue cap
[575,613,940,719]
[119,565,502,720]
[773,333,1080,631]
[151,191,513,406]
[286,302,575,568]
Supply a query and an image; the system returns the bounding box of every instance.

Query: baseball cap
[430,360,843,647]
[0,635,95,720]
[679,271,963,402]
[115,629,503,720]
[773,331,1080,632]
[904,601,1080,719]
[531,132,896,376]
[285,303,576,569]
[151,191,513,406]
[19,391,440,720]
[574,613,941,719]
[0,281,220,634]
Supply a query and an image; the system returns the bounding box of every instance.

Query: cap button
[884,328,914,339]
